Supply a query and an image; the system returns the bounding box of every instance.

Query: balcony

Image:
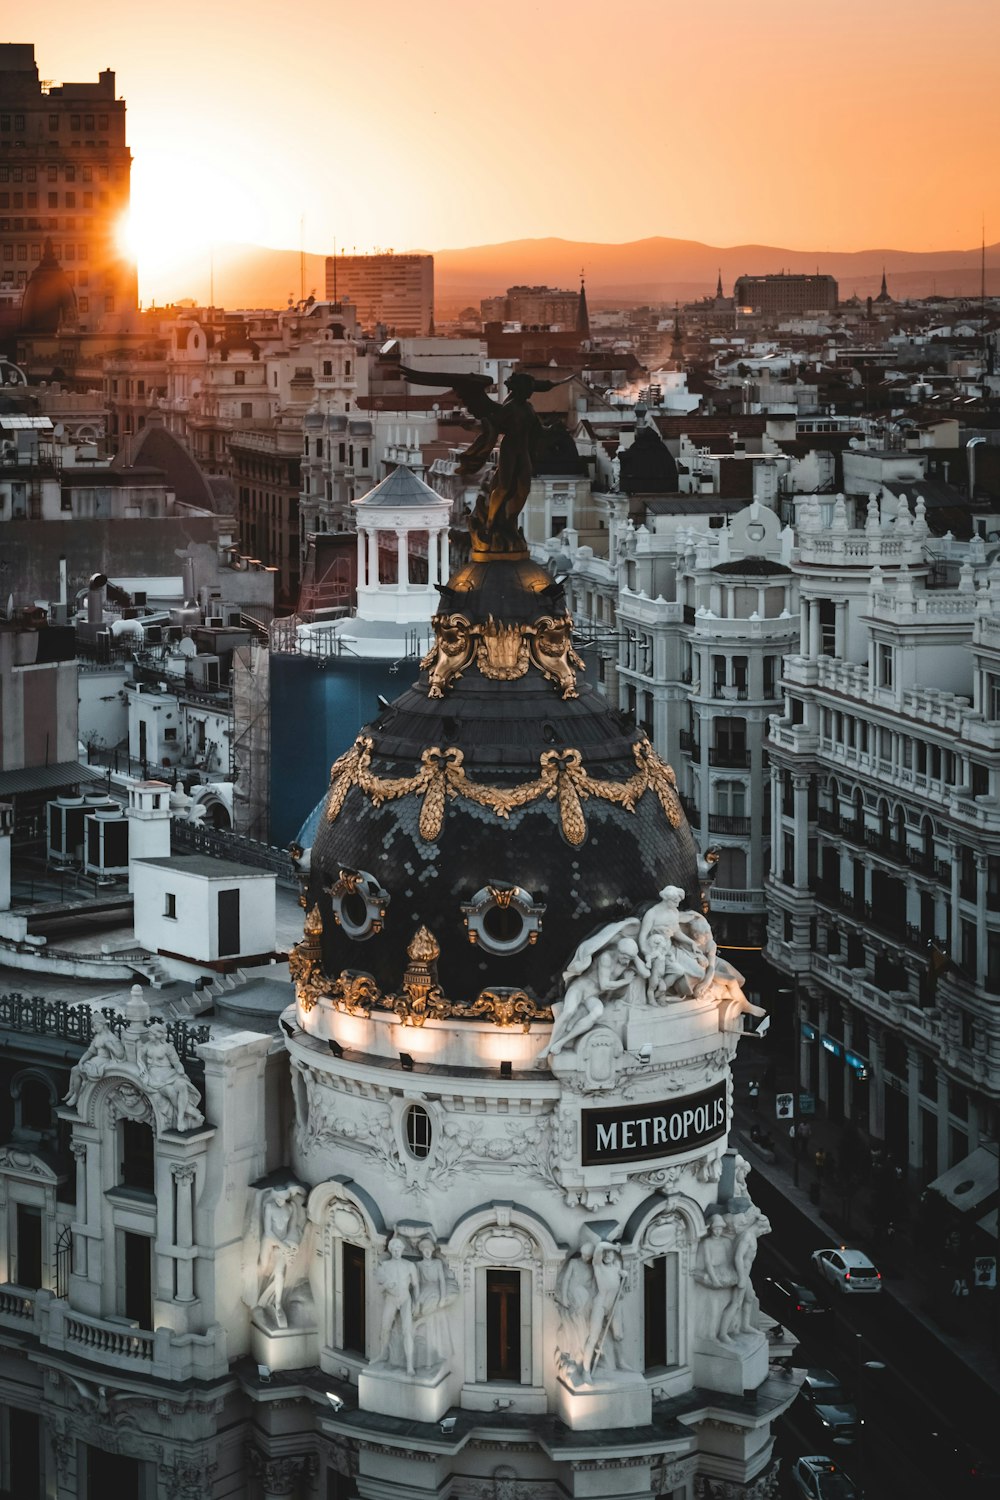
[711,684,749,701]
[710,886,767,911]
[709,746,751,768]
[680,797,701,829]
[679,730,699,754]
[0,1289,228,1382]
[708,813,752,835]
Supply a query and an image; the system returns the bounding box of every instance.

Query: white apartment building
[765,493,1000,1185]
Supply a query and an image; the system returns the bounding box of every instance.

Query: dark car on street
[797,1368,858,1447]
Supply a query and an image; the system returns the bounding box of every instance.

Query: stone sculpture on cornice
[63,988,205,1134]
[538,919,648,1060]
[541,890,766,1065]
[64,1012,125,1106]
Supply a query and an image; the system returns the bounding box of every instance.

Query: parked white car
[789,1455,858,1500]
[810,1246,882,1294]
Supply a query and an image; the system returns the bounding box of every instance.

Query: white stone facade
[766,495,1000,1178]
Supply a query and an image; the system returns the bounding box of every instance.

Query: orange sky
[34,0,1000,301]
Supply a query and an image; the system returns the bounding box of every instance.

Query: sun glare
[122,148,273,300]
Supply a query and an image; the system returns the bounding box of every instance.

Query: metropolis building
[0,398,796,1497]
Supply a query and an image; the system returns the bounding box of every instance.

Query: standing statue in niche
[692,1215,741,1341]
[583,1241,630,1375]
[718,1206,771,1342]
[692,1206,771,1345]
[398,365,564,556]
[554,1241,595,1368]
[254,1185,309,1329]
[134,1021,203,1131]
[555,1240,630,1380]
[539,920,648,1059]
[374,1235,421,1376]
[415,1237,457,1365]
[64,1013,125,1106]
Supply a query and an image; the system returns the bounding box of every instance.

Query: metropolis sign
[581,1081,728,1166]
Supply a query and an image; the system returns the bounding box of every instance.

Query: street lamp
[777,983,801,1186]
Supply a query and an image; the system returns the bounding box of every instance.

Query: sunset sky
[35,0,1000,301]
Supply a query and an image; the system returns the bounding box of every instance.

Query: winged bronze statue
[399,365,564,557]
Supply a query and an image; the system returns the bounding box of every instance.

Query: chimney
[87,572,107,625]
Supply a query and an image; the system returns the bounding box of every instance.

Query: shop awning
[928,1144,999,1212]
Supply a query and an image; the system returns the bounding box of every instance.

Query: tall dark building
[0,44,137,332]
[733,272,838,316]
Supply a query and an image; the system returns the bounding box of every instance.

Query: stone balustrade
[0,1288,229,1381]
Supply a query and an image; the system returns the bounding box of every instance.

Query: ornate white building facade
[0,537,797,1498]
[765,494,1000,1182]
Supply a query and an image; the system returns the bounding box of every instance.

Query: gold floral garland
[325,735,682,846]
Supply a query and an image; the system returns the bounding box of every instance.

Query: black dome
[619,425,678,496]
[20,240,76,334]
[309,559,699,1002]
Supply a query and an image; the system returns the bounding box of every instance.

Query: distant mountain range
[145,236,1000,315]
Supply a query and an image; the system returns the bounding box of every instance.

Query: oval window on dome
[327,868,389,940]
[404,1104,432,1159]
[461,884,545,956]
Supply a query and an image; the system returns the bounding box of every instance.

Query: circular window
[461,884,545,956]
[327,868,389,940]
[482,902,525,946]
[404,1104,432,1159]
[340,889,369,931]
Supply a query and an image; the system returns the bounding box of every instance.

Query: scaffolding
[230,638,270,843]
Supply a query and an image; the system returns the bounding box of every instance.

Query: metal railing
[170,819,298,887]
[0,992,209,1062]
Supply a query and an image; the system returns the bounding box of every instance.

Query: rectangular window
[241,402,252,419]
[71,114,81,131]
[65,165,75,182]
[877,643,894,688]
[49,114,60,132]
[122,1231,153,1328]
[485,1268,522,1380]
[8,1408,42,1499]
[87,1447,142,1499]
[643,1252,679,1370]
[234,368,245,385]
[16,1204,43,1290]
[164,892,177,919]
[120,1119,155,1192]
[341,1242,366,1355]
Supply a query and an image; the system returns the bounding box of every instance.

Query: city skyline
[31,0,1000,303]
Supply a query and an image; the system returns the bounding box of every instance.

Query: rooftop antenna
[300,215,305,304]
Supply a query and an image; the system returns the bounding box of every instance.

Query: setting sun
[121,148,273,299]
